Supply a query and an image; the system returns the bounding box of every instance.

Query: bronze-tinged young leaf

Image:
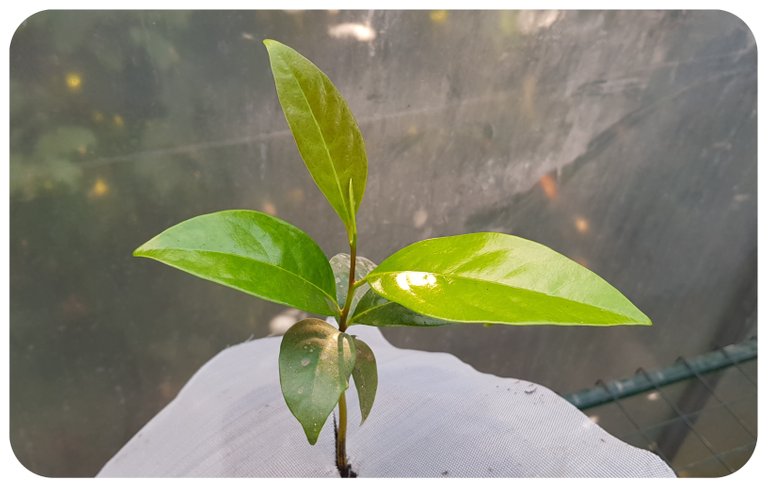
[351,337,377,425]
[365,232,652,326]
[264,39,367,240]
[134,210,337,316]
[279,319,357,445]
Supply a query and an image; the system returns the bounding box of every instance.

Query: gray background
[10,10,756,476]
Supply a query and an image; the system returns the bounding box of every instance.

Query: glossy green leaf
[279,318,356,445]
[351,288,452,327]
[329,253,377,309]
[365,232,652,326]
[134,210,337,316]
[264,39,367,240]
[350,337,377,425]
[330,253,451,327]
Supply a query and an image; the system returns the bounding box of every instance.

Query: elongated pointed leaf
[329,253,377,310]
[264,39,367,239]
[134,210,337,316]
[351,337,377,425]
[365,233,652,326]
[279,319,356,445]
[351,288,452,327]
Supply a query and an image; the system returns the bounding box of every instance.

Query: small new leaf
[279,318,356,445]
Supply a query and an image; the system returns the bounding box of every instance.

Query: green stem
[338,239,357,333]
[336,392,349,475]
[335,237,357,476]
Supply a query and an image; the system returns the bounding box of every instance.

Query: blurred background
[10,11,756,477]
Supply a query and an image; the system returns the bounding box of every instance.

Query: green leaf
[330,253,450,327]
[279,318,356,445]
[264,39,367,241]
[365,232,652,326]
[329,253,377,310]
[134,210,337,316]
[351,288,452,327]
[350,337,377,425]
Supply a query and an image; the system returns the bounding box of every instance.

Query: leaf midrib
[366,270,642,323]
[350,297,389,323]
[350,292,449,326]
[138,247,337,310]
[281,50,349,222]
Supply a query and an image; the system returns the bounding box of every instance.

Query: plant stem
[338,239,357,333]
[336,392,349,475]
[335,237,357,477]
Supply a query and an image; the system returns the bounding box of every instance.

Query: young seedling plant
[134,40,652,478]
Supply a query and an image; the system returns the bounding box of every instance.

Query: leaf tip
[304,430,319,446]
[638,314,653,326]
[620,309,652,326]
[624,302,652,326]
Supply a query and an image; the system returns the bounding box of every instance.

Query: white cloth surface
[98,326,674,477]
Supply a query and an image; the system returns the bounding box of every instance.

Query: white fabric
[98,326,674,477]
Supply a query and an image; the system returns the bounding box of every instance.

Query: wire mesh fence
[562,337,757,477]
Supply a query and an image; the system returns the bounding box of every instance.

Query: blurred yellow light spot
[539,174,558,201]
[89,178,109,198]
[92,111,104,123]
[261,200,277,216]
[430,10,448,24]
[77,145,87,156]
[287,188,305,205]
[113,114,125,128]
[407,125,419,136]
[328,23,376,42]
[413,208,428,228]
[158,379,176,401]
[574,216,590,234]
[65,72,82,92]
